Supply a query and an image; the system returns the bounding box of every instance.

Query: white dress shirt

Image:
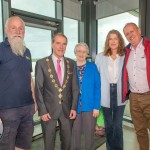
[108,55,119,84]
[126,39,149,93]
[52,54,65,82]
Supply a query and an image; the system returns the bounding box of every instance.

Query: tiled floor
[33,123,150,150]
[1,118,149,150]
[32,132,105,150]
[97,125,150,150]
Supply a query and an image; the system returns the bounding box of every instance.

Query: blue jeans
[0,104,34,150]
[102,84,125,150]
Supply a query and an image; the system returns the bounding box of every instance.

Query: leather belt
[110,83,117,86]
[133,91,150,95]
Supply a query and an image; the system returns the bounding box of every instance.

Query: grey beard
[10,37,26,56]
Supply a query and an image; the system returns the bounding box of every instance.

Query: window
[64,17,78,60]
[25,26,52,60]
[24,26,53,136]
[0,1,3,41]
[24,26,54,136]
[11,0,55,18]
[98,12,138,53]
[25,26,52,77]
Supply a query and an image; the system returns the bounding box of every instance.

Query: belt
[132,91,150,95]
[110,83,117,86]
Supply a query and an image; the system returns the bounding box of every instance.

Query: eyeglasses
[76,50,87,54]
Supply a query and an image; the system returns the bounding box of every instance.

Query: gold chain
[46,57,70,104]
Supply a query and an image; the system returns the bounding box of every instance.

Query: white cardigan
[95,52,127,108]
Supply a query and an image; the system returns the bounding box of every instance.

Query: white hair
[74,42,89,54]
[5,16,25,29]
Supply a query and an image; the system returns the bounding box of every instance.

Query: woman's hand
[93,109,99,118]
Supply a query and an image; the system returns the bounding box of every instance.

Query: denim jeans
[102,84,125,150]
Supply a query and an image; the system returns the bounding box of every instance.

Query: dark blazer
[35,55,79,119]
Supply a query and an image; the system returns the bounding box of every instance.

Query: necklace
[46,57,70,104]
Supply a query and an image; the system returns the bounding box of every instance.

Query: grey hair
[123,22,138,32]
[74,42,89,54]
[5,16,25,29]
[52,32,68,44]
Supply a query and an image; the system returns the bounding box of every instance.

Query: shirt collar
[52,54,64,62]
[108,54,119,60]
[4,38,10,47]
[130,38,143,51]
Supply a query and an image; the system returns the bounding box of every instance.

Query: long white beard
[9,37,26,56]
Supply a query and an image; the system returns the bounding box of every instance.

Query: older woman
[95,30,128,150]
[72,42,101,150]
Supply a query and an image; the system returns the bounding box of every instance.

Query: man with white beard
[0,16,37,150]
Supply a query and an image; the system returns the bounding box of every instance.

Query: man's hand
[93,109,99,118]
[69,110,77,119]
[30,76,37,114]
[41,113,51,121]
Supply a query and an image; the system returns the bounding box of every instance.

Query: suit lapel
[62,58,67,86]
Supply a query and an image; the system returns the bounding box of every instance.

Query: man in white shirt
[123,22,150,150]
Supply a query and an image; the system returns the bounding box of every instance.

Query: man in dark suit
[35,33,79,150]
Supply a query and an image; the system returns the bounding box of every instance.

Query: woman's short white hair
[74,42,89,54]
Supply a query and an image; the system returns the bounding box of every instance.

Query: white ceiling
[96,0,139,19]
[64,0,139,20]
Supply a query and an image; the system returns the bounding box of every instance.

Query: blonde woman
[95,30,128,150]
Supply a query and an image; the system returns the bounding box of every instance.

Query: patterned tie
[57,59,62,86]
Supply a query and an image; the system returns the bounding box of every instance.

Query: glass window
[98,12,138,53]
[25,26,52,77]
[11,0,55,18]
[0,1,3,41]
[64,17,78,60]
[56,1,62,20]
[24,26,53,136]
[24,26,52,136]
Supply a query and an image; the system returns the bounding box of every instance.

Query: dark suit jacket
[35,55,79,119]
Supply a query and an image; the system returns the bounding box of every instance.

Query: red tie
[57,59,62,86]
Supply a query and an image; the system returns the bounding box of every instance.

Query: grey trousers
[41,110,73,150]
[72,111,96,150]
